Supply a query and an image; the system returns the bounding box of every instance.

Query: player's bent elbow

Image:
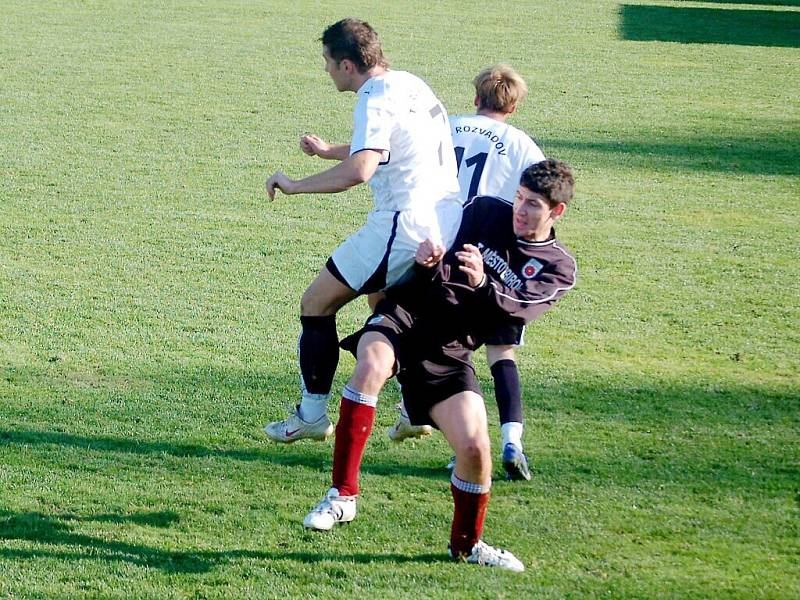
[346,151,380,184]
[349,167,373,186]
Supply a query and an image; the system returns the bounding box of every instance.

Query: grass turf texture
[1,0,798,598]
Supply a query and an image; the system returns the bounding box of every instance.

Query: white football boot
[303,488,357,531]
[387,403,433,442]
[263,406,333,443]
[449,540,525,572]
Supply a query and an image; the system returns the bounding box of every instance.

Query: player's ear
[552,202,567,219]
[507,103,517,115]
[473,95,480,108]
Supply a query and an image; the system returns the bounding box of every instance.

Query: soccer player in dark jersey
[300,159,576,572]
[388,65,547,482]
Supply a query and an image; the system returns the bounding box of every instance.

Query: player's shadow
[0,429,446,480]
[0,510,445,572]
[619,4,800,48]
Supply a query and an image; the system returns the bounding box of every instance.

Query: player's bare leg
[486,344,530,480]
[366,291,385,312]
[264,267,358,443]
[431,391,491,486]
[431,391,524,572]
[304,332,395,530]
[301,268,359,317]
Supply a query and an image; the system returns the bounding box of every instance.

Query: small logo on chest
[522,258,544,279]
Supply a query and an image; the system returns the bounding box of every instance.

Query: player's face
[323,46,350,92]
[512,186,562,241]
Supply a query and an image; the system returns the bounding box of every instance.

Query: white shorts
[329,199,462,294]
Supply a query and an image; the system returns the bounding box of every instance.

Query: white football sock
[299,392,330,422]
[501,422,524,450]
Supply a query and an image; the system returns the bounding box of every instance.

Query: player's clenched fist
[300,134,330,158]
[415,238,445,268]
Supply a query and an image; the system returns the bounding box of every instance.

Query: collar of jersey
[516,228,556,247]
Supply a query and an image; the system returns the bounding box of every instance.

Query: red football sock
[331,388,376,497]
[449,476,490,557]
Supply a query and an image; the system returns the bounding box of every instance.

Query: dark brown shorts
[340,300,481,428]
[481,318,525,347]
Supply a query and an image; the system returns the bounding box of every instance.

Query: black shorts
[340,300,481,428]
[481,319,525,347]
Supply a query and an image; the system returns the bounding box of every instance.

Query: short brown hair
[520,159,575,206]
[473,64,528,113]
[321,18,388,74]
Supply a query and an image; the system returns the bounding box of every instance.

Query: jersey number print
[454,146,488,200]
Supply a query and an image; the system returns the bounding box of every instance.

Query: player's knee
[300,289,318,315]
[352,352,393,391]
[455,434,491,470]
[300,286,334,316]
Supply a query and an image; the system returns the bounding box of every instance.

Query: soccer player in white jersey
[264,18,462,443]
[388,65,544,482]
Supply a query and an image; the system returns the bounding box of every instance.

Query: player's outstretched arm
[264,149,381,200]
[300,135,350,161]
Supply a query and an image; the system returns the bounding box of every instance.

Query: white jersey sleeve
[449,114,545,204]
[350,71,460,213]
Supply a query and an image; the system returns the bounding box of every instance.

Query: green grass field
[1,1,798,598]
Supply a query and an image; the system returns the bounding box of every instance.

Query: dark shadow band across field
[676,0,800,6]
[620,4,800,48]
[0,510,445,573]
[2,374,796,495]
[1,379,796,575]
[544,130,800,177]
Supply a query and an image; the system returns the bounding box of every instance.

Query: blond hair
[473,64,528,113]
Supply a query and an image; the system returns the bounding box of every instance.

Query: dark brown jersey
[387,195,577,350]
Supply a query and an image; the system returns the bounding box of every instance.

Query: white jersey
[351,70,461,213]
[449,113,545,204]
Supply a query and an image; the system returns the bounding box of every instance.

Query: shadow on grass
[620,4,800,48]
[3,377,797,495]
[676,0,800,7]
[0,510,445,573]
[544,131,800,177]
[0,429,446,480]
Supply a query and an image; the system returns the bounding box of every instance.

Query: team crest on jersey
[522,258,544,279]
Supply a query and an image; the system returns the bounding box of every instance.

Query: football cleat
[387,404,433,442]
[502,443,532,481]
[448,540,525,572]
[303,487,357,531]
[263,406,333,443]
[445,456,456,470]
